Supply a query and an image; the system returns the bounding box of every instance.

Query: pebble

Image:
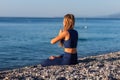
[0,51,120,80]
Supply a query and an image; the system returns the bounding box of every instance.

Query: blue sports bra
[62,29,78,48]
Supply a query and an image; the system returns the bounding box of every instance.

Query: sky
[0,0,120,17]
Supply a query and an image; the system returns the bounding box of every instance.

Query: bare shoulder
[62,30,69,35]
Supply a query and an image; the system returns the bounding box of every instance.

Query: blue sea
[0,17,120,71]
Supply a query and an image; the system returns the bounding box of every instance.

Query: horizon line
[0,16,120,19]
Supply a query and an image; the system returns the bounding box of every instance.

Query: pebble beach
[0,51,120,80]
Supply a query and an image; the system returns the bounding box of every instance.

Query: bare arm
[50,30,67,44]
[49,30,68,60]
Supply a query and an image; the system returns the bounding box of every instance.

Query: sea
[0,17,120,71]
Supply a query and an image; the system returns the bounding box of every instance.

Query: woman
[41,14,78,67]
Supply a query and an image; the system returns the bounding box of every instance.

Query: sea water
[0,17,120,70]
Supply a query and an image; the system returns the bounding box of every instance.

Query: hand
[49,56,55,60]
[59,29,63,35]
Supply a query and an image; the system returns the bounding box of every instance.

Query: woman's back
[63,29,78,48]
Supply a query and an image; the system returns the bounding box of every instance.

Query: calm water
[0,17,120,71]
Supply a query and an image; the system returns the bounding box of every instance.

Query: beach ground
[0,51,120,80]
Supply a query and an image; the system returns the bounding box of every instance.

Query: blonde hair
[63,14,75,31]
[59,14,75,47]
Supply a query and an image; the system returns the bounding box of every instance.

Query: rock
[0,51,120,80]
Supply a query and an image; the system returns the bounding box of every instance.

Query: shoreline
[0,51,120,80]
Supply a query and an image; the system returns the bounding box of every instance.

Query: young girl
[41,14,78,66]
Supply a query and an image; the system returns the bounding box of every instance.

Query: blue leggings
[41,52,78,67]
